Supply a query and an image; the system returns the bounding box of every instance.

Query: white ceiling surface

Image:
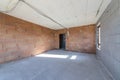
[0,0,19,11]
[0,0,111,30]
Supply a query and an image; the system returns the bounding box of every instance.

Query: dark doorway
[59,34,66,49]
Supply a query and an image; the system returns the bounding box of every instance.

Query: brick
[55,25,96,53]
[0,12,96,64]
[0,12,55,63]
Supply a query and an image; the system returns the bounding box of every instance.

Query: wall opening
[59,34,66,50]
[97,23,101,50]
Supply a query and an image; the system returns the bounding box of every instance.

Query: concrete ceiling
[0,0,111,30]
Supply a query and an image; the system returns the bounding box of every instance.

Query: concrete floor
[0,50,112,80]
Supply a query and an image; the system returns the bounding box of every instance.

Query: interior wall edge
[96,0,120,80]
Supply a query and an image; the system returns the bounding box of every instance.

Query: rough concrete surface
[97,0,120,80]
[0,50,112,80]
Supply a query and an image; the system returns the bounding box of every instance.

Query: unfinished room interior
[0,0,120,80]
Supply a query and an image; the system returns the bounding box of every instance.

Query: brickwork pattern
[55,25,96,53]
[0,12,96,63]
[0,13,55,63]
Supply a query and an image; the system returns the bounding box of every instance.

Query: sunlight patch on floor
[35,54,69,59]
[70,55,77,60]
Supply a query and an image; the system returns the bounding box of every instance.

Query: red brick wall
[0,12,55,63]
[55,25,96,53]
[0,12,96,63]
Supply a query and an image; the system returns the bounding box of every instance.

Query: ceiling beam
[0,0,20,13]
[96,0,104,16]
[20,0,67,29]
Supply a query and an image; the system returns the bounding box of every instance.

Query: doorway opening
[59,34,66,50]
